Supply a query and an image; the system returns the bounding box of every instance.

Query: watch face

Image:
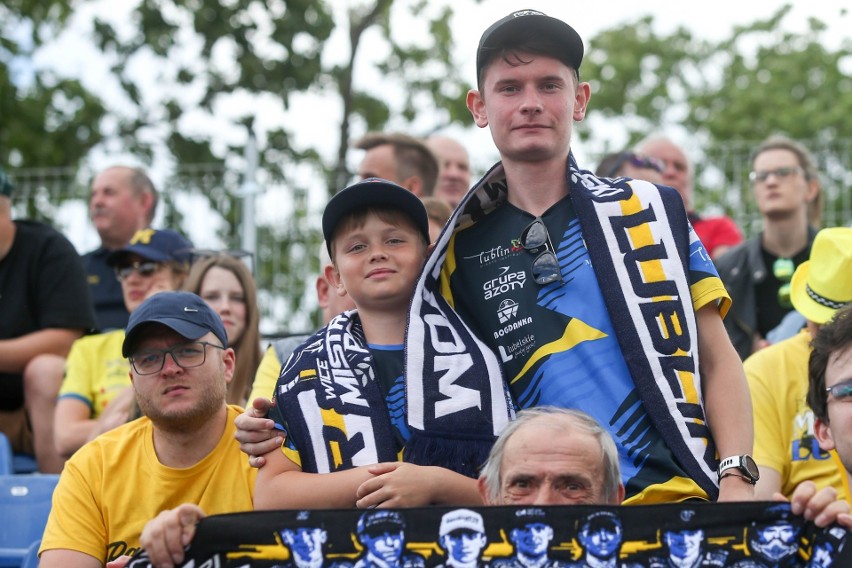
[743,455,760,480]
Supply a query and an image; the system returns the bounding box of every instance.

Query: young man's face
[815,344,852,474]
[751,148,817,220]
[579,521,621,559]
[467,52,589,166]
[441,530,487,565]
[328,214,427,314]
[511,523,553,557]
[361,529,404,565]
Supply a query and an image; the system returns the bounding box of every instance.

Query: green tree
[582,4,852,230]
[1,0,108,168]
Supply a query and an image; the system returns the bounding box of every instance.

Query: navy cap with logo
[357,510,405,536]
[322,177,430,255]
[512,507,548,528]
[122,291,228,357]
[107,228,193,267]
[476,9,584,84]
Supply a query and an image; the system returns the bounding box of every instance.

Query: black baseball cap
[322,178,430,255]
[122,291,228,357]
[476,10,584,84]
[107,228,193,267]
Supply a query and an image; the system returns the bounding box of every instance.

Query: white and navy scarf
[406,153,720,497]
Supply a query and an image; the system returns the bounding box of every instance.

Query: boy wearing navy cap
[254,178,482,511]
[40,291,256,567]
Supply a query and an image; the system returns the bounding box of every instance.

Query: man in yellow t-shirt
[40,291,257,567]
[748,227,852,501]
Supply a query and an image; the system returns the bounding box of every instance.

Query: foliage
[0,1,108,168]
[582,4,852,227]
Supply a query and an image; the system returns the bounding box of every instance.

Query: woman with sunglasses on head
[715,135,823,361]
[183,252,261,406]
[52,229,192,461]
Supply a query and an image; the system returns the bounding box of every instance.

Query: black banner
[128,502,849,567]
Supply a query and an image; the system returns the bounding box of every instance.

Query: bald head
[426,136,471,207]
[635,135,693,210]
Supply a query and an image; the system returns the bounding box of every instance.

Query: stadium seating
[0,475,59,567]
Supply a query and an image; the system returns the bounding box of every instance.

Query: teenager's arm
[254,442,375,509]
[697,302,755,501]
[357,462,482,508]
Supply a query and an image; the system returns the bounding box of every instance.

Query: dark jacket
[715,227,817,360]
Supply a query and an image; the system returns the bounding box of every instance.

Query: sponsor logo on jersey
[498,334,535,362]
[497,299,518,323]
[464,241,523,267]
[484,267,526,300]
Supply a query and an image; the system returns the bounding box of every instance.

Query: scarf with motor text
[406,153,719,498]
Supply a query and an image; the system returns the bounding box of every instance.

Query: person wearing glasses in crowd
[183,251,261,406]
[715,135,822,360]
[39,291,256,567]
[748,227,852,502]
[50,229,192,465]
[636,135,743,259]
[399,10,754,504]
[594,151,665,185]
[809,303,852,529]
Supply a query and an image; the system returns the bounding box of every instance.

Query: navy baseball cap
[322,178,430,255]
[122,291,228,357]
[357,510,405,535]
[476,10,584,83]
[107,228,193,266]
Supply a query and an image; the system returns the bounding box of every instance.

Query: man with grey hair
[354,132,439,197]
[478,407,624,506]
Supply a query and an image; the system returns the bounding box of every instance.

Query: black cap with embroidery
[476,9,584,83]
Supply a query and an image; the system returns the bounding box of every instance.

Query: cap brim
[107,245,173,266]
[122,318,213,357]
[477,14,583,79]
[322,179,430,251]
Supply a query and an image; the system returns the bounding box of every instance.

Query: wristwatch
[717,454,760,485]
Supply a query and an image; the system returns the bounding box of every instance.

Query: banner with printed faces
[127,502,850,567]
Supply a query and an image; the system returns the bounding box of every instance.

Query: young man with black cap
[404,10,754,504]
[253,178,482,511]
[39,291,256,567]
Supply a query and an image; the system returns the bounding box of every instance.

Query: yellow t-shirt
[40,405,257,564]
[249,344,282,403]
[58,329,130,418]
[747,329,849,501]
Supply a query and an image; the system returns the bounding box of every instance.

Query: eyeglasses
[604,153,665,177]
[773,258,795,309]
[115,261,162,282]
[826,380,852,402]
[129,341,225,375]
[749,166,805,184]
[519,217,563,285]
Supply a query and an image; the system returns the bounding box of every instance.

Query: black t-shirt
[754,245,811,337]
[0,220,96,410]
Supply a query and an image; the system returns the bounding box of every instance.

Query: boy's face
[328,213,427,313]
[467,52,589,166]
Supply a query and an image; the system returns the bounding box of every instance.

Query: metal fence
[8,139,852,335]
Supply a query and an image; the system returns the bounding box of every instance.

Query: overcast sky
[42,0,849,251]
